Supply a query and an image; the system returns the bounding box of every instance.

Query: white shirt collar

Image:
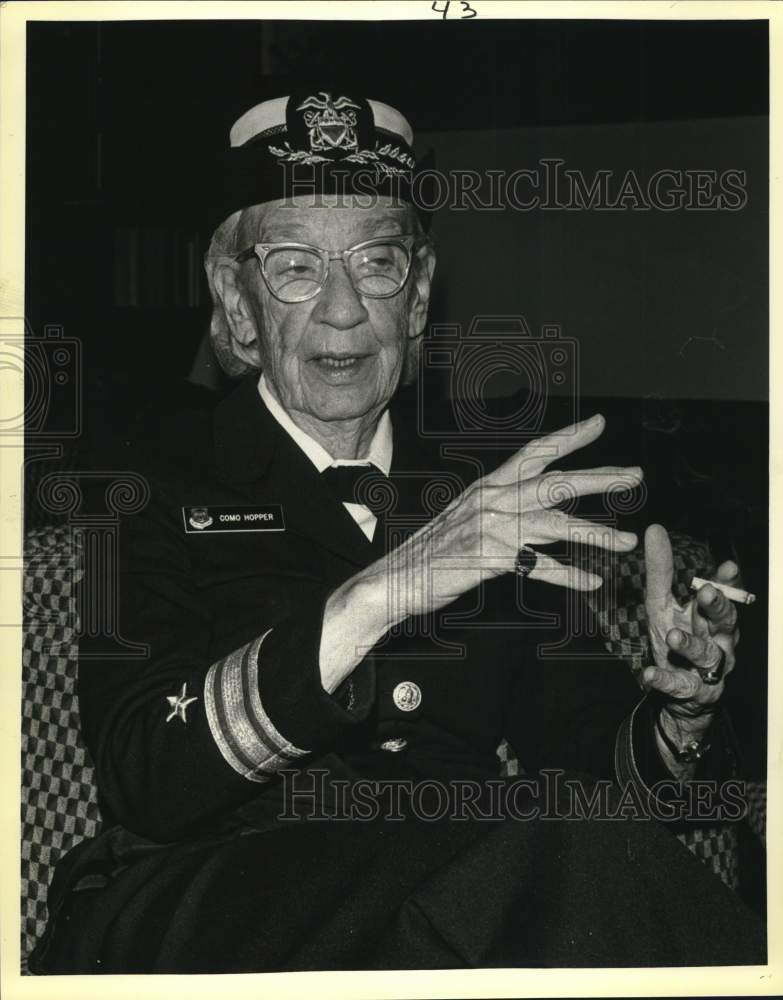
[258,374,393,475]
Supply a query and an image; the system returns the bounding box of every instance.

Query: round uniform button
[379,738,408,753]
[392,681,422,712]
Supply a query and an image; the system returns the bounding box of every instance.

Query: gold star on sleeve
[165,683,198,724]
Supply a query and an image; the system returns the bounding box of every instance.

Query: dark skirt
[31,803,765,973]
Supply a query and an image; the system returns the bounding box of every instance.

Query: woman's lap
[34,811,766,973]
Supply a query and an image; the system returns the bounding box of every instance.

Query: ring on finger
[697,647,726,685]
[515,545,538,579]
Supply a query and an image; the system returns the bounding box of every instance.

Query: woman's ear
[407,244,436,342]
[208,260,264,368]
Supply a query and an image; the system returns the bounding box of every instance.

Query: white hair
[203,210,248,377]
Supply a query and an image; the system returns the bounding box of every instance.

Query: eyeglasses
[234,234,423,303]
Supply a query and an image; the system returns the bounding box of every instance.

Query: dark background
[25,19,768,409]
[24,18,768,772]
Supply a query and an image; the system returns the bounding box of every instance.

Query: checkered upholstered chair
[21,526,100,968]
[20,525,767,969]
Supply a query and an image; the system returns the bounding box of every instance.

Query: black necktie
[321,465,390,518]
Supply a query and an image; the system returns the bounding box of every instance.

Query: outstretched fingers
[531,467,643,507]
[526,551,603,591]
[645,523,674,609]
[524,512,637,552]
[489,413,608,483]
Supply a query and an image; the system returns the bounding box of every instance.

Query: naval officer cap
[211,89,429,230]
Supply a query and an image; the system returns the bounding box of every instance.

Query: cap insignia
[297,92,361,152]
[267,90,414,176]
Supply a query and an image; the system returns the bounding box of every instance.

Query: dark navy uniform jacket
[31,372,766,974]
[72,372,684,846]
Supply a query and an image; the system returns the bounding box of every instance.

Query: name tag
[182,505,285,534]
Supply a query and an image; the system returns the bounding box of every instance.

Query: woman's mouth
[309,354,372,380]
[315,355,363,369]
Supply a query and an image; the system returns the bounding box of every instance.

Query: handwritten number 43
[432,1,478,18]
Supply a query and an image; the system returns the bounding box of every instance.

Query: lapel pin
[189,507,213,530]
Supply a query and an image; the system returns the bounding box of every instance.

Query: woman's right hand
[320,414,642,692]
[378,412,642,624]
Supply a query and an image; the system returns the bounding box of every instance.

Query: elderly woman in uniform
[31,90,764,973]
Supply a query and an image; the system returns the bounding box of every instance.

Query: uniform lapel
[212,374,378,569]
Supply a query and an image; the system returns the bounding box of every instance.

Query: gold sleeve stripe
[204,630,308,782]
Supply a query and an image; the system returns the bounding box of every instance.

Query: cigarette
[690,576,756,605]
